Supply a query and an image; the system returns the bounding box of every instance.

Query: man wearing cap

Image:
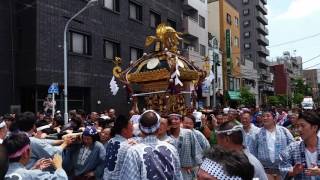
[253,110,294,180]
[103,115,134,180]
[63,126,106,180]
[4,132,68,179]
[0,118,8,144]
[120,110,183,180]
[216,121,268,180]
[197,145,254,180]
[168,113,203,180]
[279,112,320,180]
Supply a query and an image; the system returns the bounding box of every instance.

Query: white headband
[215,125,244,135]
[36,124,52,131]
[139,110,161,134]
[0,121,6,128]
[200,158,242,180]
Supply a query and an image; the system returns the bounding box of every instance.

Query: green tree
[267,96,280,106]
[240,87,256,107]
[292,93,304,105]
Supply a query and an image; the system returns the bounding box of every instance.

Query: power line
[269,32,320,48]
[302,54,320,64]
[305,62,320,69]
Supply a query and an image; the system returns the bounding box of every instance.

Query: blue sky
[267,0,320,69]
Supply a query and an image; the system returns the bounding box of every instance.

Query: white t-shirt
[305,149,317,180]
[266,130,276,163]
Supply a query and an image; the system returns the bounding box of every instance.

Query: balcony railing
[257,11,268,25]
[256,0,268,15]
[257,22,269,35]
[258,34,269,46]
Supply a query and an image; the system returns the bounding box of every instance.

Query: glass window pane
[72,33,84,54]
[131,48,137,61]
[104,0,113,9]
[150,13,156,27]
[130,4,136,19]
[105,41,114,59]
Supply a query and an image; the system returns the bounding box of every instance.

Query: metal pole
[212,55,216,108]
[52,92,55,119]
[63,0,97,125]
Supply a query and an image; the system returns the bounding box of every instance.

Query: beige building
[208,0,241,104]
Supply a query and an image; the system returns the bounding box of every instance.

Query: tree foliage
[240,87,256,107]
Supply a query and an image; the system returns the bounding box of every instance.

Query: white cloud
[275,0,320,21]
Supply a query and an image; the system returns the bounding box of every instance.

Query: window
[234,37,239,48]
[244,31,250,38]
[244,43,251,49]
[104,40,120,60]
[243,20,250,27]
[244,54,251,60]
[243,9,250,16]
[129,1,142,21]
[200,44,206,56]
[130,47,143,61]
[150,11,161,28]
[226,13,232,25]
[199,15,205,28]
[69,31,91,55]
[167,19,176,29]
[243,0,249,4]
[234,17,239,26]
[103,0,120,12]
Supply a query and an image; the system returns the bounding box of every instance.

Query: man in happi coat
[252,109,294,180]
[120,110,183,180]
[168,113,203,180]
[197,145,254,180]
[216,120,268,180]
[14,112,73,170]
[103,115,134,180]
[182,114,210,151]
[240,111,261,154]
[63,126,106,180]
[280,112,320,180]
[4,132,68,180]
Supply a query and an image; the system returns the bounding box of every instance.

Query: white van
[301,97,314,110]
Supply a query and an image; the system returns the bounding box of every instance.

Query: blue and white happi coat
[171,128,203,180]
[5,162,68,180]
[120,135,183,180]
[244,124,261,154]
[103,135,132,180]
[253,125,294,170]
[63,141,106,180]
[192,129,210,151]
[279,139,320,180]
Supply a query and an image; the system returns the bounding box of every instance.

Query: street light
[63,0,98,125]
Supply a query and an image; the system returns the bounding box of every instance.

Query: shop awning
[228,91,241,100]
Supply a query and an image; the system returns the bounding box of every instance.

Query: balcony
[183,0,198,15]
[259,57,269,67]
[256,22,269,35]
[183,16,199,40]
[256,0,268,15]
[257,46,270,56]
[257,11,268,25]
[182,48,203,67]
[257,34,269,46]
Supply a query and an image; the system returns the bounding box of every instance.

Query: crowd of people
[0,106,320,180]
